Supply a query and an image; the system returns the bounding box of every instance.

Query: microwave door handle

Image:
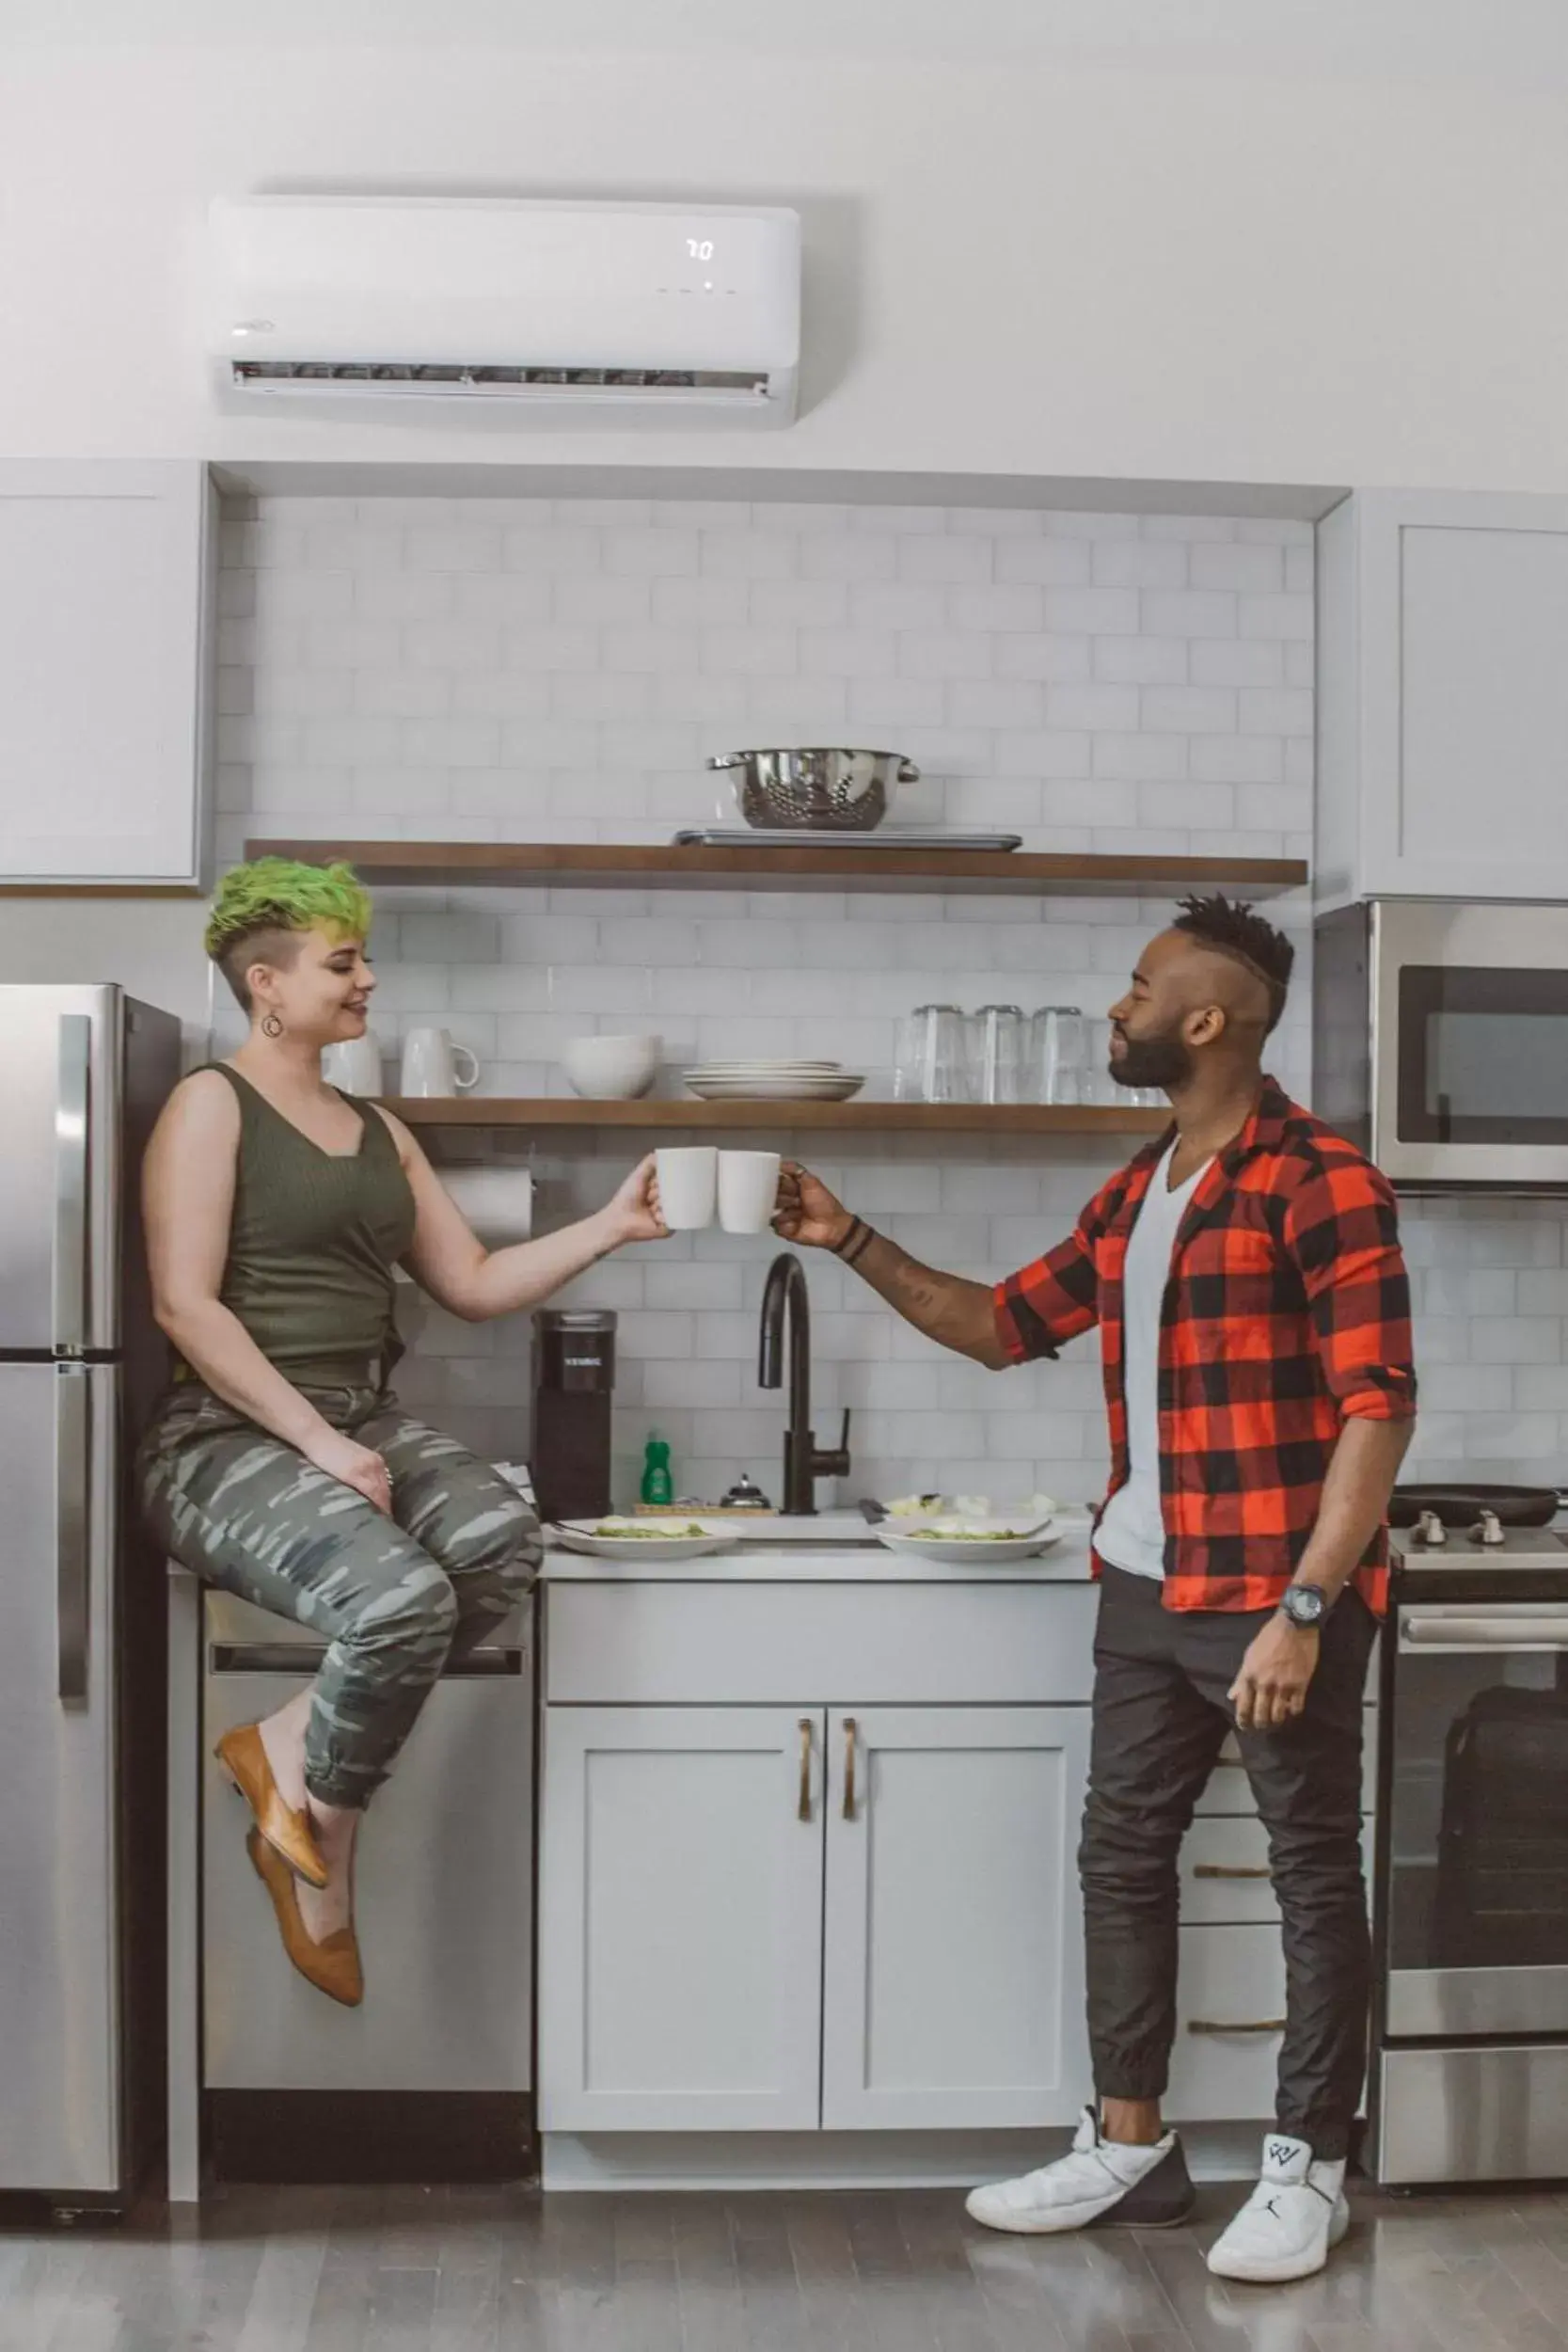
[53,1013,91,1358]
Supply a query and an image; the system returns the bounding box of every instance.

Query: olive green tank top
[194,1063,417,1388]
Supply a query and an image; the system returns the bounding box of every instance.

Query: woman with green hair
[136,858,666,2006]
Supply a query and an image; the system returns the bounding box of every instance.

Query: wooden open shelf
[383,1097,1169,1136]
[247,839,1307,898]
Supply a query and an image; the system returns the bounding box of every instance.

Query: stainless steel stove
[1371,1511,1568,2185]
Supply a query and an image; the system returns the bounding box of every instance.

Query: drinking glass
[968,1005,1027,1105]
[895,1006,969,1103]
[1028,1007,1085,1104]
[1084,1017,1118,1105]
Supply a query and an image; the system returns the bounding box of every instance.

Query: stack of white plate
[683,1059,866,1103]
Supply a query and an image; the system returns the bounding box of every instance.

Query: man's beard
[1111,1025,1193,1091]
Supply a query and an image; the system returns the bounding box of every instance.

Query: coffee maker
[531,1309,616,1523]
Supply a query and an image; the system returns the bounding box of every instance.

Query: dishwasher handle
[208,1643,527,1677]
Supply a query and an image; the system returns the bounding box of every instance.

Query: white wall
[4,40,1568,492]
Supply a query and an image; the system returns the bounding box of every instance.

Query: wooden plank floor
[6,2180,1568,2350]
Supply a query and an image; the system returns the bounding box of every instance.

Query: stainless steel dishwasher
[201,1589,533,2109]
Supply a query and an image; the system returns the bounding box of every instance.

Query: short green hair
[206,858,372,1010]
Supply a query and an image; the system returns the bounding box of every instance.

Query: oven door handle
[1401,1612,1568,1652]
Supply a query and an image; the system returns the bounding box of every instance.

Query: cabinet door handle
[1194,1864,1272,1880]
[1186,2017,1286,2035]
[842,1716,858,1821]
[797,1717,813,1821]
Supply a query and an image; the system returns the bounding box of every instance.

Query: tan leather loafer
[215,1723,328,1889]
[246,1829,364,2008]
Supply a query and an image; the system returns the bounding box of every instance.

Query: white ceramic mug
[718,1150,782,1235]
[654,1146,719,1232]
[401,1026,480,1098]
[322,1031,386,1097]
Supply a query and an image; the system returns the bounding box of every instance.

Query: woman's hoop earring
[261,1011,283,1040]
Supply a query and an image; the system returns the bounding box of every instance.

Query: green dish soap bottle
[640,1434,674,1508]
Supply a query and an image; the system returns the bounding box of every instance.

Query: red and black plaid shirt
[993,1079,1417,1615]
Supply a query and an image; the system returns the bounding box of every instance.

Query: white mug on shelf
[400,1026,480,1099]
[718,1150,782,1235]
[322,1032,386,1097]
[654,1146,719,1232]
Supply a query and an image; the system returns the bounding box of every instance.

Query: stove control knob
[1471,1509,1505,1549]
[1415,1509,1447,1547]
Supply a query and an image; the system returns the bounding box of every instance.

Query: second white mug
[718,1150,783,1234]
[401,1026,480,1098]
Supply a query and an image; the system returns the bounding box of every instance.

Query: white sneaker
[965,2106,1196,2235]
[1206,2134,1351,2282]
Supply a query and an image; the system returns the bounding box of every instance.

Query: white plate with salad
[874,1516,1062,1566]
[553,1516,737,1564]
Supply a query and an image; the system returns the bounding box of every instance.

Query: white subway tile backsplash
[221,489,1568,1497]
[1094,637,1189,686]
[1139,686,1238,735]
[1092,540,1189,590]
[1043,587,1140,636]
[1140,589,1238,639]
[700,529,798,580]
[1239,688,1314,737]
[898,535,994,585]
[1188,543,1286,594]
[1092,732,1188,783]
[994,634,1094,683]
[1240,593,1314,642]
[1190,638,1286,689]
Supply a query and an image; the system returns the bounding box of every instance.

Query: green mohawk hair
[204,858,372,1009]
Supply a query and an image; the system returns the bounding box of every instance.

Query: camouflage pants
[138,1384,541,1809]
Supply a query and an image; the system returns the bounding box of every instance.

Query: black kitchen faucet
[757,1250,851,1516]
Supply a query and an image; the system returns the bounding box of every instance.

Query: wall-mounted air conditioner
[209,195,801,426]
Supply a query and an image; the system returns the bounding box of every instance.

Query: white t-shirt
[1094,1139,1212,1582]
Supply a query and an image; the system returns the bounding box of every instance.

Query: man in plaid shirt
[775,895,1416,2284]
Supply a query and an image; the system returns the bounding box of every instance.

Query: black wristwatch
[1278,1583,1330,1630]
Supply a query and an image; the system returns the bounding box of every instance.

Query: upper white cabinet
[1317,488,1568,906]
[0,463,214,888]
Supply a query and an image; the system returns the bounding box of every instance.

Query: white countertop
[540,1512,1096,1584]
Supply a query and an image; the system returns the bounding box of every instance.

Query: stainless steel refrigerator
[0,985,182,2207]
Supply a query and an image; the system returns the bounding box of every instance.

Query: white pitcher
[400,1026,480,1098]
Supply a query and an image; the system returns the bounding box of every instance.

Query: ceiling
[9,0,1568,85]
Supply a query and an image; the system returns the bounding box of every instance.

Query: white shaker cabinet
[0,463,214,887]
[822,1706,1089,2131]
[1318,488,1568,906]
[538,1705,827,2132]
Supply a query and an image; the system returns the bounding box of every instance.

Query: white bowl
[562,1033,662,1100]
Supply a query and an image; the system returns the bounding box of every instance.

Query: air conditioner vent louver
[211,197,800,427]
[230,359,772,401]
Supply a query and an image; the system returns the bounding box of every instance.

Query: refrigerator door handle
[55,1363,91,1702]
[53,1013,92,1359]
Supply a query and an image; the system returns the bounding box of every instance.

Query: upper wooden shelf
[383,1097,1169,1136]
[246,839,1307,898]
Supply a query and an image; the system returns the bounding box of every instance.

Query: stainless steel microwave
[1314,899,1568,1191]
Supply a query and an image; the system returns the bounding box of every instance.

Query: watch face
[1285,1586,1326,1626]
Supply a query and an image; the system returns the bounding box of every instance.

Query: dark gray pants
[1081,1564,1376,2160]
